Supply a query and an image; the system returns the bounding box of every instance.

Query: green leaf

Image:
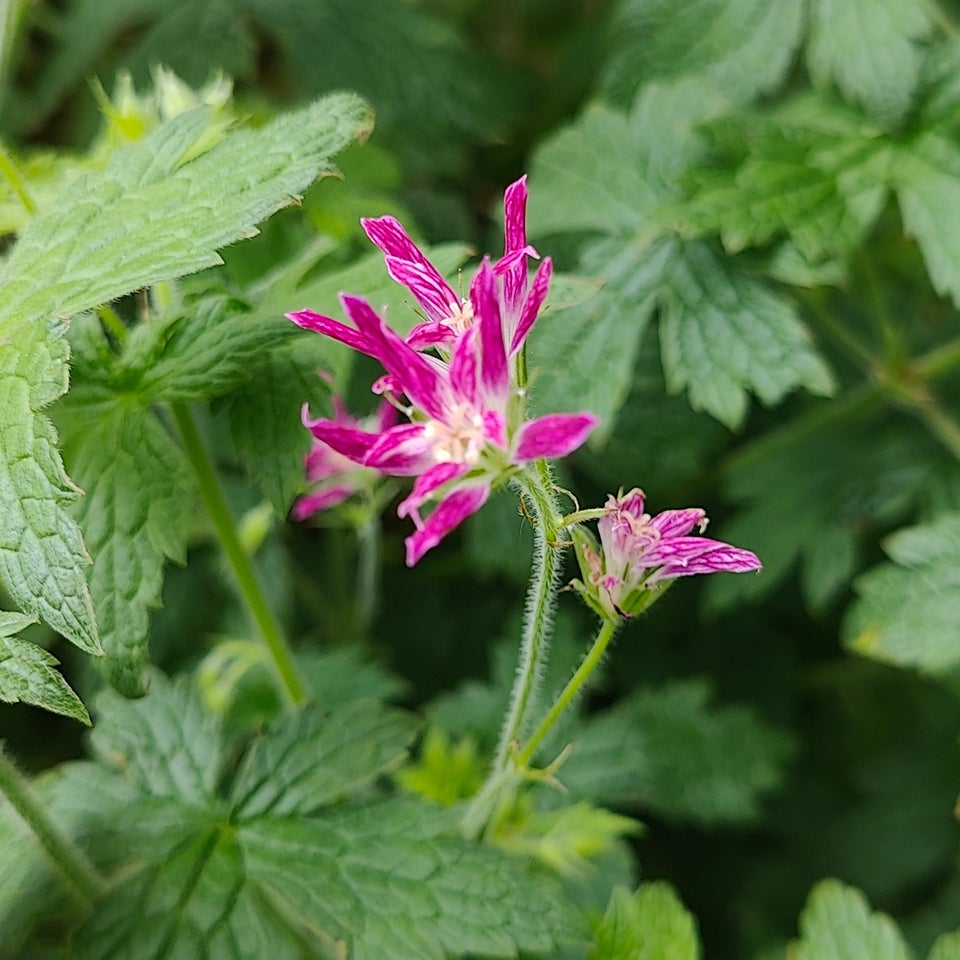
[929,931,960,960]
[844,513,960,674]
[896,131,960,307]
[0,322,100,654]
[90,675,223,804]
[0,611,36,638]
[601,0,805,107]
[807,0,931,126]
[241,798,575,960]
[0,94,372,329]
[589,883,701,960]
[61,402,194,695]
[527,237,675,437]
[0,634,89,723]
[659,242,834,428]
[231,699,418,818]
[789,880,911,960]
[560,680,791,824]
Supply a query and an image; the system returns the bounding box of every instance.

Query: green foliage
[559,680,791,825]
[0,612,88,722]
[789,880,911,960]
[845,513,960,673]
[0,675,573,958]
[589,883,701,960]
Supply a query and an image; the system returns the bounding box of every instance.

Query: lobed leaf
[659,243,834,428]
[589,883,701,960]
[807,0,932,126]
[61,402,195,695]
[0,633,89,723]
[559,680,791,824]
[844,513,960,674]
[789,879,911,960]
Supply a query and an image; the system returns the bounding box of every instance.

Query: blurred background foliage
[4,1,960,957]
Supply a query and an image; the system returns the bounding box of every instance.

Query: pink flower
[292,393,397,522]
[290,256,596,565]
[360,175,550,358]
[572,489,762,619]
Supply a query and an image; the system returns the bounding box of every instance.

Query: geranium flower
[291,259,596,565]
[292,392,397,522]
[360,175,550,358]
[572,488,762,619]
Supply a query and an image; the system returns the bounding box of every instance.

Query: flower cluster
[289,176,597,565]
[572,488,762,620]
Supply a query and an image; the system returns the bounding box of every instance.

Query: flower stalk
[0,744,106,906]
[172,403,306,706]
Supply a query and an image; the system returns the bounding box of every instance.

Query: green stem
[172,404,306,706]
[97,304,128,344]
[519,618,618,766]
[0,744,106,905]
[859,250,904,369]
[0,142,37,215]
[916,336,960,381]
[462,461,563,837]
[354,513,380,635]
[799,289,878,370]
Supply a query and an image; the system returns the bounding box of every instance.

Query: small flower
[291,392,396,522]
[360,175,550,358]
[295,268,596,565]
[572,488,761,620]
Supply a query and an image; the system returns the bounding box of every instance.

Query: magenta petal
[503,176,529,254]
[649,545,762,582]
[510,257,552,354]
[292,485,354,520]
[303,417,379,463]
[514,413,597,462]
[649,508,707,540]
[450,327,480,407]
[472,259,508,399]
[397,461,470,518]
[341,294,450,422]
[407,321,458,350]
[286,309,373,357]
[384,256,460,323]
[362,215,431,265]
[642,536,731,567]
[404,482,491,566]
[363,423,434,475]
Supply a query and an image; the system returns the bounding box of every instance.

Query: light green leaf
[659,242,834,428]
[929,931,960,960]
[527,236,676,437]
[602,0,805,107]
[90,675,223,804]
[62,402,194,695]
[789,880,911,960]
[0,634,89,723]
[241,797,576,960]
[0,93,373,328]
[0,611,36,638]
[807,0,931,126]
[560,680,791,824]
[0,322,100,654]
[896,131,960,307]
[844,513,960,673]
[589,883,701,960]
[231,699,418,818]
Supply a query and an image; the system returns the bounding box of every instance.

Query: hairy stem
[172,404,306,706]
[0,744,106,905]
[462,461,564,838]
[519,617,618,765]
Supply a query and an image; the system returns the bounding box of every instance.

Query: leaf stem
[172,404,306,706]
[0,744,106,905]
[0,142,37,216]
[97,304,128,344]
[518,617,618,765]
[462,461,564,838]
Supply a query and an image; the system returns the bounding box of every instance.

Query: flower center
[444,298,475,335]
[424,402,486,464]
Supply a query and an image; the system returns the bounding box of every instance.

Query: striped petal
[362,422,435,475]
[472,258,508,401]
[648,508,707,539]
[514,413,597,462]
[649,544,762,582]
[397,461,470,519]
[384,256,461,324]
[286,309,374,357]
[510,256,552,354]
[404,482,491,566]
